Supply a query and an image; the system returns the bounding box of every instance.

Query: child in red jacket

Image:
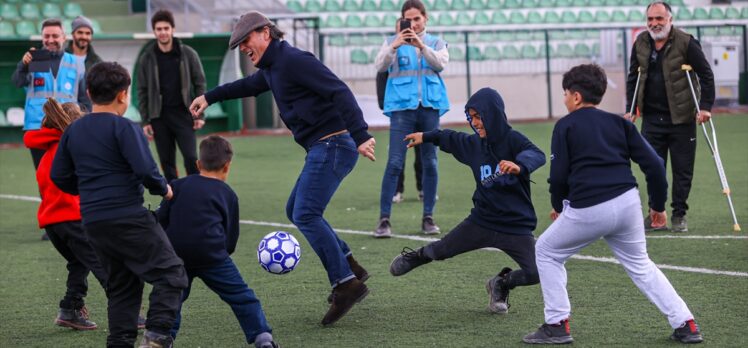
[23,99,107,330]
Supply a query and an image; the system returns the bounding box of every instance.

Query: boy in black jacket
[391,87,546,314]
[51,62,187,348]
[156,135,278,348]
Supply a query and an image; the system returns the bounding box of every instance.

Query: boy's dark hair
[151,9,175,29]
[86,62,131,105]
[562,64,607,105]
[401,0,427,17]
[41,19,64,31]
[199,135,233,171]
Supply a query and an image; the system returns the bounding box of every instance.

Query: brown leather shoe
[347,255,369,282]
[321,278,369,326]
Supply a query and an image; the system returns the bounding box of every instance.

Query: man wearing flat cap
[64,15,102,73]
[190,10,377,327]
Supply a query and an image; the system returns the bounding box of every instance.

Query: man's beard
[75,39,89,50]
[648,23,671,41]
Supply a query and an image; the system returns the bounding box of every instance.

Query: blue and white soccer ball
[257,231,301,274]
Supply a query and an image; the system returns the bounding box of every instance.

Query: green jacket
[136,38,206,124]
[64,42,103,72]
[633,27,699,125]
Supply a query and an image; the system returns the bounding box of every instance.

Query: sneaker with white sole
[374,217,392,238]
[389,247,432,276]
[421,216,440,235]
[523,319,573,344]
[671,216,688,233]
[486,267,512,314]
[670,319,703,344]
[392,192,403,203]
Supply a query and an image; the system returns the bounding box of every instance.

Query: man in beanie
[137,9,206,183]
[65,15,102,73]
[190,11,377,327]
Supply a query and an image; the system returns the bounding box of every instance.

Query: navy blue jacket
[204,39,372,150]
[423,88,546,235]
[51,112,168,224]
[549,107,667,213]
[157,175,239,269]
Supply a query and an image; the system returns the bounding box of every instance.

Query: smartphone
[399,19,411,42]
[30,49,52,62]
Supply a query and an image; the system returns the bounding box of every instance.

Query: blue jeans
[380,107,439,217]
[170,258,271,344]
[286,133,358,287]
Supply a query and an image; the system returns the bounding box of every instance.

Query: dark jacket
[136,38,206,124]
[157,175,240,269]
[51,112,168,224]
[204,39,372,150]
[548,107,667,213]
[422,88,545,235]
[64,42,103,72]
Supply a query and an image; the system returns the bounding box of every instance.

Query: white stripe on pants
[536,188,693,328]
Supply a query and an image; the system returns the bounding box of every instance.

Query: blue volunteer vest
[383,33,449,116]
[24,52,84,130]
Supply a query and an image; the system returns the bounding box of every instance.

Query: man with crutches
[624,1,714,232]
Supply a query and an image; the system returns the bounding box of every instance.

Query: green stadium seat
[620,0,636,5]
[347,33,365,45]
[342,0,360,11]
[469,0,486,10]
[365,33,384,44]
[466,46,483,61]
[502,45,520,59]
[483,46,501,60]
[611,9,627,22]
[443,32,462,43]
[531,31,544,40]
[486,0,502,9]
[724,7,740,20]
[378,0,396,11]
[544,11,561,23]
[509,11,526,24]
[363,14,381,27]
[305,0,322,12]
[578,10,594,23]
[474,12,490,25]
[327,34,346,46]
[496,31,514,41]
[1,4,20,21]
[527,11,543,24]
[383,13,399,28]
[448,46,465,61]
[437,13,455,26]
[520,44,539,58]
[324,0,342,12]
[324,15,344,28]
[708,8,725,20]
[492,11,508,24]
[41,3,62,18]
[629,9,644,22]
[345,14,363,27]
[350,49,370,64]
[370,48,379,63]
[0,21,15,37]
[549,30,566,40]
[701,27,718,37]
[63,3,83,18]
[452,0,468,10]
[676,8,692,21]
[538,44,550,57]
[594,10,610,22]
[560,10,576,23]
[604,0,620,5]
[567,30,584,39]
[20,3,40,19]
[538,0,556,8]
[515,30,531,40]
[504,0,522,9]
[742,7,748,19]
[16,20,37,36]
[456,13,472,25]
[669,0,684,6]
[286,0,304,12]
[361,0,378,11]
[556,0,573,7]
[592,42,600,55]
[692,8,708,20]
[475,31,494,41]
[585,29,599,39]
[571,0,587,7]
[588,0,603,6]
[574,43,591,57]
[432,0,451,11]
[555,43,574,57]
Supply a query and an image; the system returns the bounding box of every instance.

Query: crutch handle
[734,224,741,232]
[681,64,693,71]
[723,188,731,195]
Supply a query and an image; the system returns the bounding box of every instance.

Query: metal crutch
[628,67,642,121]
[681,64,741,232]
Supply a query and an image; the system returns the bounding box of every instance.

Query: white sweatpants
[536,188,694,329]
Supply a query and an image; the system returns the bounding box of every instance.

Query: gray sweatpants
[535,188,694,328]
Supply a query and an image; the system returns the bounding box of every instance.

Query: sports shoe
[486,267,512,314]
[327,255,370,303]
[523,319,574,344]
[389,247,432,276]
[138,330,174,348]
[374,217,392,238]
[55,307,97,330]
[644,215,669,232]
[671,216,688,233]
[254,332,281,348]
[321,278,369,326]
[392,192,404,203]
[421,216,440,235]
[670,319,703,343]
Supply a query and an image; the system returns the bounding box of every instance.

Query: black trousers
[423,219,539,289]
[396,145,423,194]
[85,210,187,348]
[30,148,45,170]
[45,221,108,309]
[151,111,198,183]
[641,121,696,217]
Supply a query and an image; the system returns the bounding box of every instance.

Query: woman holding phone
[373,0,450,238]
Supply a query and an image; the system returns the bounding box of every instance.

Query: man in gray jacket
[137,9,206,182]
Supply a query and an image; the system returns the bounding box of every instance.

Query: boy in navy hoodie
[390,87,546,314]
[156,135,278,348]
[522,64,702,344]
[51,62,187,348]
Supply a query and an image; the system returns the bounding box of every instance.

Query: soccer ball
[257,231,301,274]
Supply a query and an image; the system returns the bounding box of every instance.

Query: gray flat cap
[229,11,273,50]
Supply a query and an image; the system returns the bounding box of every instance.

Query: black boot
[55,307,97,330]
[138,330,174,348]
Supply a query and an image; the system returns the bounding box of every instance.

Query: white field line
[2,194,746,277]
